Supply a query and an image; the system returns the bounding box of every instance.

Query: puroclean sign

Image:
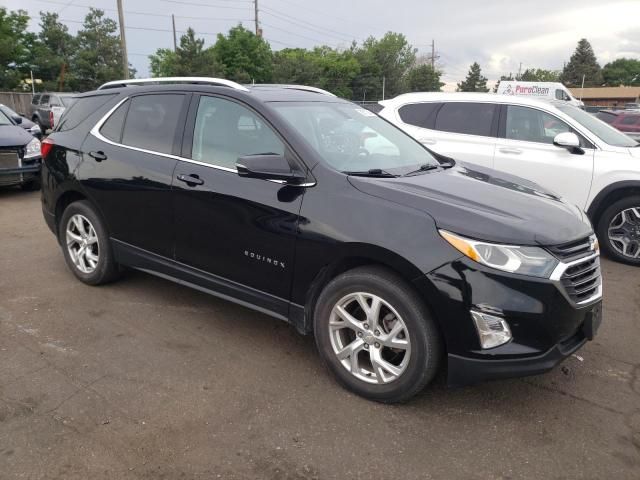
[502,83,550,96]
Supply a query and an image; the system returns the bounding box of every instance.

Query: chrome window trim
[549,252,602,306]
[89,96,316,185]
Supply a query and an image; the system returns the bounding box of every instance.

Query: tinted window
[506,106,571,144]
[398,102,440,128]
[100,100,129,143]
[121,94,184,155]
[32,95,41,105]
[40,95,50,105]
[191,96,284,169]
[435,102,496,136]
[56,94,116,132]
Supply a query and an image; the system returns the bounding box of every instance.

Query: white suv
[379,92,640,265]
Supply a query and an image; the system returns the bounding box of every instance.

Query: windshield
[0,109,13,126]
[557,104,638,148]
[271,102,439,174]
[59,96,76,108]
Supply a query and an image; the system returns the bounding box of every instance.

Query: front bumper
[418,256,602,386]
[0,158,41,186]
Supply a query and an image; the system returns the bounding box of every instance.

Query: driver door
[493,104,595,209]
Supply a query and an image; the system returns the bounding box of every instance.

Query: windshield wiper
[344,168,398,178]
[403,164,441,176]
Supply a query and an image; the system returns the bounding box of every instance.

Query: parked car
[0,104,42,138]
[29,92,76,132]
[41,78,602,403]
[0,108,42,190]
[496,81,584,108]
[379,92,640,265]
[595,110,640,141]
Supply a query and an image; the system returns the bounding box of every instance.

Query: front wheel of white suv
[597,195,640,265]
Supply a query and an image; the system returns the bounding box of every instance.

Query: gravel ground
[1,188,639,480]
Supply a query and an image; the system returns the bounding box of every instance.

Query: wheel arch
[53,189,89,241]
[587,181,640,226]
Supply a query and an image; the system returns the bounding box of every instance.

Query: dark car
[0,104,42,138]
[29,92,76,131]
[40,78,602,403]
[596,110,640,141]
[0,108,42,190]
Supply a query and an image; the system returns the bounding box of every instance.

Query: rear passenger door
[397,101,498,168]
[172,94,304,315]
[81,92,189,257]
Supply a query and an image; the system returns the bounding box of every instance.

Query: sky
[5,0,640,91]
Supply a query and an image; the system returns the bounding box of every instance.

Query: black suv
[41,78,603,402]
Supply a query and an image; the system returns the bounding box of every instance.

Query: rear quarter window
[398,102,441,129]
[56,94,116,132]
[31,95,41,105]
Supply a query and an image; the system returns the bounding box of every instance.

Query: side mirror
[553,132,583,154]
[11,114,22,124]
[236,154,307,184]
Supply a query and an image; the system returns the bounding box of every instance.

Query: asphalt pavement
[1,189,639,479]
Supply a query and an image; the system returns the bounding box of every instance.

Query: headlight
[24,137,41,159]
[439,230,559,278]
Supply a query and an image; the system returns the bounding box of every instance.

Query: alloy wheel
[66,214,100,274]
[608,207,640,259]
[328,292,411,384]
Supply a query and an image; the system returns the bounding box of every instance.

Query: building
[568,86,640,108]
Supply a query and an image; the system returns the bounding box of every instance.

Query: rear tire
[58,200,120,285]
[314,266,442,403]
[596,195,640,266]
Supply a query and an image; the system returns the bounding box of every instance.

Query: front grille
[547,236,593,262]
[0,149,21,186]
[560,256,601,304]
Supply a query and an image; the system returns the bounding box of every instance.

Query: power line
[269,0,381,31]
[159,0,252,10]
[261,22,338,46]
[261,6,358,43]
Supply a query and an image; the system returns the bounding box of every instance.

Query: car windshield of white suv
[557,105,638,147]
[271,102,441,175]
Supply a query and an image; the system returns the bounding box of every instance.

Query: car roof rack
[249,84,336,97]
[97,77,250,92]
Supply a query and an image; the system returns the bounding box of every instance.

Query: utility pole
[116,0,129,79]
[254,0,260,37]
[382,76,385,101]
[172,14,177,51]
[518,62,522,79]
[431,39,435,70]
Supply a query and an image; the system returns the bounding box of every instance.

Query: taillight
[41,138,54,159]
[49,110,54,128]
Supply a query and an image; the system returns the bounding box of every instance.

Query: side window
[56,94,116,132]
[621,116,638,126]
[398,102,440,128]
[506,106,572,144]
[555,89,564,100]
[191,96,284,169]
[32,95,41,106]
[121,94,184,155]
[40,94,50,106]
[434,102,497,137]
[99,100,129,142]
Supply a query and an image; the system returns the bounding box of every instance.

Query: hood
[18,117,36,130]
[349,163,592,246]
[0,125,34,148]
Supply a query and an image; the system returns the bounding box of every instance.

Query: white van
[496,81,584,108]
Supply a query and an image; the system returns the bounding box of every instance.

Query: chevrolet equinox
[40,78,603,403]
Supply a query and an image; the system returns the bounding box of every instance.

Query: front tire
[314,266,442,403]
[58,200,120,285]
[597,195,640,265]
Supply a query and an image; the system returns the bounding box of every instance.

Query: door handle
[498,147,523,155]
[89,151,107,162]
[418,138,437,145]
[177,173,204,186]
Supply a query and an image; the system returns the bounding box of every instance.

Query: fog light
[471,310,512,349]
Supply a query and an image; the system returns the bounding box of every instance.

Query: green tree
[519,68,560,82]
[213,25,272,83]
[560,39,603,87]
[602,58,640,86]
[0,8,35,90]
[150,28,220,77]
[352,32,416,100]
[457,62,489,92]
[406,64,444,92]
[31,12,75,91]
[69,8,134,91]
